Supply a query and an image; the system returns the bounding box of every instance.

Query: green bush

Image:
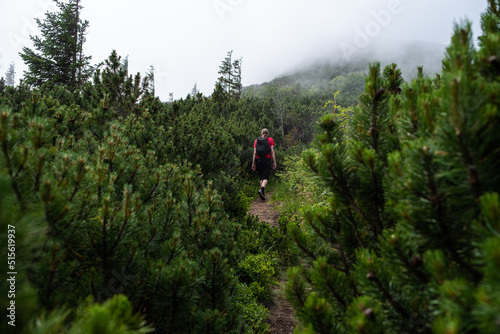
[285,3,500,333]
[0,95,244,332]
[234,283,270,334]
[28,295,152,334]
[237,253,277,301]
[238,215,292,267]
[274,153,331,216]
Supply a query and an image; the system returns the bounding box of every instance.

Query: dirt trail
[248,193,296,334]
[248,193,281,227]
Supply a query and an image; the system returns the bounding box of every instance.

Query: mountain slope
[243,39,445,97]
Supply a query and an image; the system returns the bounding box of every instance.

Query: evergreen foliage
[27,295,153,334]
[285,2,500,333]
[4,0,490,332]
[19,0,94,91]
[0,78,6,95]
[4,62,16,87]
[0,47,292,334]
[3,4,363,331]
[217,50,243,100]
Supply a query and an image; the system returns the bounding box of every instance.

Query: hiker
[252,128,277,200]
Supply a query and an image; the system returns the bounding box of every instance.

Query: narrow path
[248,193,281,227]
[248,193,296,334]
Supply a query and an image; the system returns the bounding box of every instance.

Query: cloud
[0,0,487,99]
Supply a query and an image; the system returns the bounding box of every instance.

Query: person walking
[252,128,277,200]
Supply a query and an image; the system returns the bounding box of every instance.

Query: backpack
[256,137,270,157]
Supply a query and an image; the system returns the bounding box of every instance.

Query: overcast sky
[0,0,488,100]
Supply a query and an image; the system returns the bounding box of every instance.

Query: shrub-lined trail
[5,1,500,331]
[248,194,296,334]
[248,193,281,227]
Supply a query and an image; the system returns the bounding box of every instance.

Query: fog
[0,0,487,100]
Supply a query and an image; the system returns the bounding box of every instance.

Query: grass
[270,179,304,216]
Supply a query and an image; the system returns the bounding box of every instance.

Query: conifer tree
[19,0,93,91]
[84,50,151,117]
[4,62,15,86]
[146,65,155,96]
[231,57,243,99]
[217,50,243,100]
[191,82,198,96]
[218,50,233,95]
[286,61,402,333]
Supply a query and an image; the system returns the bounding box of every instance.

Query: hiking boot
[258,190,265,201]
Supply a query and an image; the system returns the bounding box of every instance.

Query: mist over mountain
[243,39,446,97]
[361,39,447,79]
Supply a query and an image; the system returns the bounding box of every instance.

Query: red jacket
[254,137,274,159]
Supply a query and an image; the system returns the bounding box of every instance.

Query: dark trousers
[257,158,271,180]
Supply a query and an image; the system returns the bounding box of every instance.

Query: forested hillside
[1,0,500,333]
[244,40,445,103]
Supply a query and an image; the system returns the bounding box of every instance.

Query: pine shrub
[286,2,500,333]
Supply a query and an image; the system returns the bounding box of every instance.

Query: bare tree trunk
[275,89,284,139]
[77,33,83,92]
[72,0,80,90]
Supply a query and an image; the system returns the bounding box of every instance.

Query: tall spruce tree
[19,0,93,91]
[4,62,15,86]
[217,50,243,100]
[286,2,500,333]
[191,82,199,97]
[231,57,243,99]
[218,50,233,95]
[146,65,155,96]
